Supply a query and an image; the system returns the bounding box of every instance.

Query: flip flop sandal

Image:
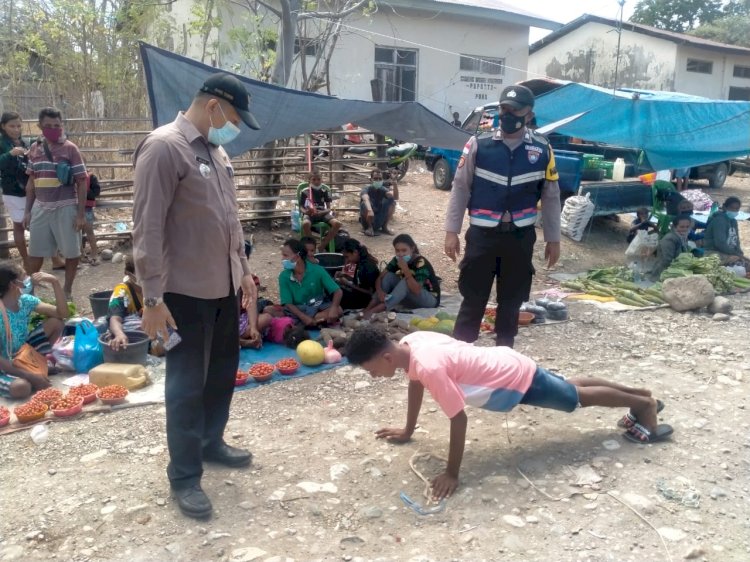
[623,422,674,444]
[364,228,375,237]
[617,399,665,429]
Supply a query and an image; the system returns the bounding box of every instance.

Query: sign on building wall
[459,55,505,101]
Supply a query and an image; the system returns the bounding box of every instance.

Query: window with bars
[733,65,750,79]
[459,55,505,76]
[374,47,418,102]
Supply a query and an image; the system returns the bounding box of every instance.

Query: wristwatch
[144,297,164,308]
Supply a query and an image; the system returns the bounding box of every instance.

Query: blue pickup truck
[425,102,736,198]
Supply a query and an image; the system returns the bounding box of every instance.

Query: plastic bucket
[99,330,150,366]
[582,154,603,169]
[89,290,111,319]
[315,253,345,277]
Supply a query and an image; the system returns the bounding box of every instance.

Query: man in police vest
[444,85,561,348]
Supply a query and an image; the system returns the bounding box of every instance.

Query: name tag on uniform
[196,156,211,178]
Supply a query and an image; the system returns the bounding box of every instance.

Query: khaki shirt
[132,113,251,300]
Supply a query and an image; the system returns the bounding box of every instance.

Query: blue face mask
[207,104,241,146]
[372,180,384,188]
[726,211,739,219]
[401,254,412,263]
[21,277,33,295]
[282,259,296,270]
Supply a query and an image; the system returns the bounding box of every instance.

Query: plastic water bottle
[632,261,642,283]
[291,205,301,232]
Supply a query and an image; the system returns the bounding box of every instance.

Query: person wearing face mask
[650,215,692,281]
[0,264,67,399]
[132,72,261,520]
[299,169,341,252]
[278,238,343,327]
[362,233,440,320]
[23,107,89,300]
[360,168,396,237]
[444,85,561,349]
[704,196,749,267]
[0,111,31,272]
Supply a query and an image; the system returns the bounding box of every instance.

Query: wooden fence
[0,119,383,255]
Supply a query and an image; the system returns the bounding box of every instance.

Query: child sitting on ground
[301,236,320,264]
[627,207,656,243]
[345,326,672,501]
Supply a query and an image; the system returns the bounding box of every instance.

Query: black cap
[499,85,535,110]
[200,72,260,130]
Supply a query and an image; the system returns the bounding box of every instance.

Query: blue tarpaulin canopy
[140,43,470,157]
[532,82,750,170]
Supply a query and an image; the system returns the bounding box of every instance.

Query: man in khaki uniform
[132,73,260,519]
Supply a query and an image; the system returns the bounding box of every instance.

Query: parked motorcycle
[345,141,418,180]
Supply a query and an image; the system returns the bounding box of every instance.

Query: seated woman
[650,215,692,281]
[278,238,343,327]
[362,234,440,319]
[704,196,750,268]
[107,256,165,356]
[335,238,380,310]
[0,265,66,399]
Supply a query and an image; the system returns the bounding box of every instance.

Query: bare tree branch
[298,0,369,21]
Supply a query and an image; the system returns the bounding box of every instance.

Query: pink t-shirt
[402,332,536,418]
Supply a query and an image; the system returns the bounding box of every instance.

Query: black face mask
[499,112,527,134]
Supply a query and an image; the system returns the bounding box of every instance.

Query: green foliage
[631,0,723,32]
[691,14,750,47]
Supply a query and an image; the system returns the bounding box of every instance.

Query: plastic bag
[51,336,76,371]
[73,319,104,373]
[625,230,658,259]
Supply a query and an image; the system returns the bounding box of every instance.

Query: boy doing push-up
[345,326,673,500]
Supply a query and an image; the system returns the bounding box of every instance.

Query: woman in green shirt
[0,112,30,270]
[278,238,343,327]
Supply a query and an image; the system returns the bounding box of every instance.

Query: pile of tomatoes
[275,358,299,371]
[0,406,9,420]
[51,395,83,412]
[481,307,497,332]
[69,383,98,398]
[97,385,128,400]
[32,388,63,406]
[248,363,275,378]
[14,401,48,419]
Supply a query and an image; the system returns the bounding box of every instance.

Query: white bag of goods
[560,193,595,242]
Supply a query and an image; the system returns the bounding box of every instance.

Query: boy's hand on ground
[375,427,412,443]
[431,472,458,500]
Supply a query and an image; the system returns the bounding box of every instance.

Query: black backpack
[87,174,101,201]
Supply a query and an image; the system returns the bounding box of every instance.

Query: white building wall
[529,22,677,91]
[674,46,750,99]
[321,10,530,120]
[154,1,531,122]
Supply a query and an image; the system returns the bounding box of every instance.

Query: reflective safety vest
[468,130,557,228]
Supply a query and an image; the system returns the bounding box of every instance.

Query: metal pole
[613,0,626,94]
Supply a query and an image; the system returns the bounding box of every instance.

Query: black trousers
[164,291,239,490]
[453,225,536,347]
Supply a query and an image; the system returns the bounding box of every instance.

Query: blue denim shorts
[519,367,579,413]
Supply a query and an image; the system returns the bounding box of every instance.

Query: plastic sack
[73,319,104,373]
[51,335,76,371]
[625,230,658,260]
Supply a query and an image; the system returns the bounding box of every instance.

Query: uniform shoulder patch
[457,156,466,169]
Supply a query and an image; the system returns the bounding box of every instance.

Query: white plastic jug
[612,158,626,182]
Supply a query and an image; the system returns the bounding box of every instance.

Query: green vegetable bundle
[561,275,665,307]
[659,253,750,293]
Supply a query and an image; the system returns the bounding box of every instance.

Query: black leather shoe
[203,442,253,468]
[173,484,212,519]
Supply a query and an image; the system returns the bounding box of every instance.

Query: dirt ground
[1,170,750,562]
